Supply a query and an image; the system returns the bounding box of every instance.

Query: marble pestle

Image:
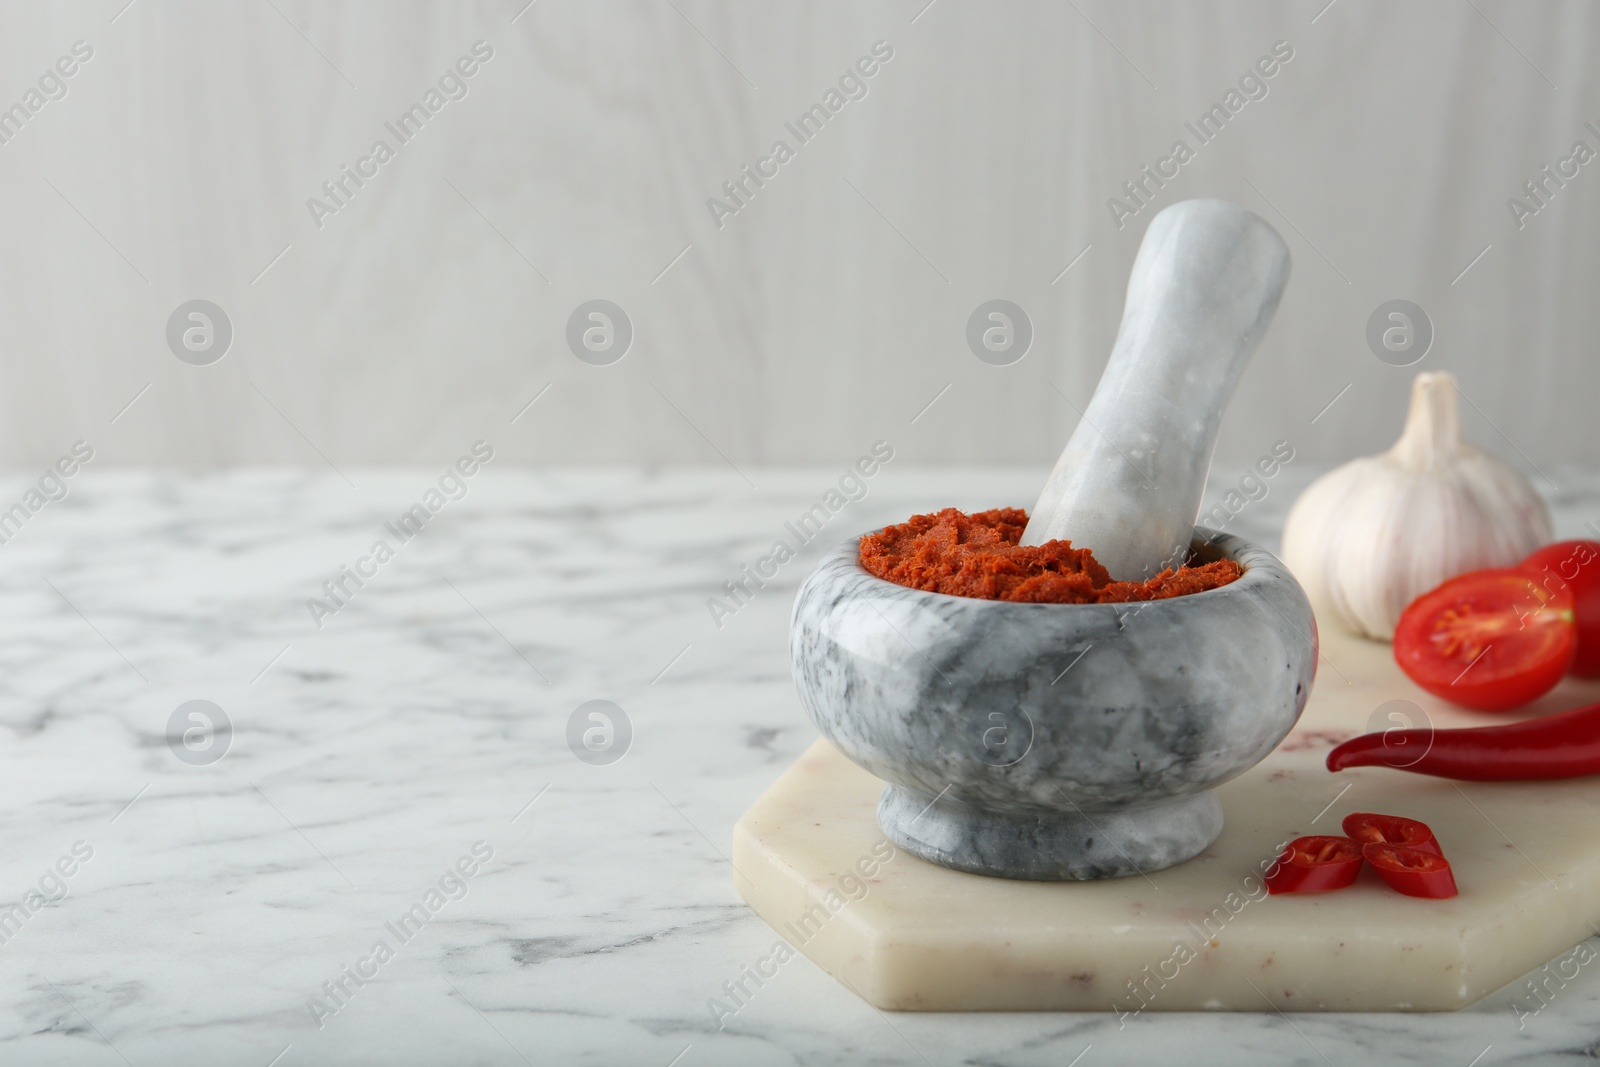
[1023,199,1291,580]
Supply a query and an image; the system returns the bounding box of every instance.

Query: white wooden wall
[0,0,1594,475]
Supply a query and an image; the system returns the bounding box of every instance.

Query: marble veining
[1024,200,1291,581]
[790,528,1315,879]
[0,465,1596,1065]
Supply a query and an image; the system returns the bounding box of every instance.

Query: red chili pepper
[1341,812,1442,857]
[1362,843,1459,899]
[1265,835,1364,894]
[1327,699,1600,780]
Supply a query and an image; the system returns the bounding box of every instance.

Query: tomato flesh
[1341,812,1442,857]
[1265,835,1364,894]
[1362,843,1459,898]
[1522,540,1600,677]
[1394,568,1575,711]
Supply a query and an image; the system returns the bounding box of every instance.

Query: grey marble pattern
[1024,200,1291,580]
[790,528,1315,879]
[876,779,1224,882]
[1,463,1597,1065]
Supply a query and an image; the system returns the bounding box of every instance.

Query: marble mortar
[790,527,1318,880]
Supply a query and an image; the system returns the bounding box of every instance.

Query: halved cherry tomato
[1394,568,1575,711]
[1265,835,1364,894]
[1362,843,1458,899]
[1341,812,1442,857]
[1523,541,1600,677]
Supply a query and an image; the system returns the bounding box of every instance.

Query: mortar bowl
[790,526,1317,881]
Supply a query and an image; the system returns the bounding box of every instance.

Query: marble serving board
[733,622,1600,1012]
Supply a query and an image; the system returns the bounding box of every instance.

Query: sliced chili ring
[1363,843,1459,899]
[1265,835,1364,894]
[1341,812,1443,857]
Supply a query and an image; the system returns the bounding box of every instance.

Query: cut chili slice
[1265,835,1364,894]
[1341,812,1443,857]
[1363,843,1459,899]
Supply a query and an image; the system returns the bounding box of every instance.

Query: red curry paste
[859,507,1242,604]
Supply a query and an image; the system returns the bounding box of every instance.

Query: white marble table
[3,464,1598,1066]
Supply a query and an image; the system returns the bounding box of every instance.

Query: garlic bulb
[1281,371,1551,641]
